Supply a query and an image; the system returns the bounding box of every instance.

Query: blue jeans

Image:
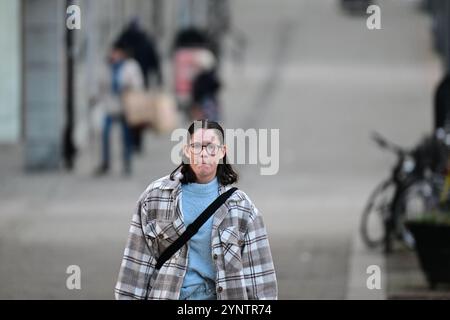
[101,114,132,170]
[179,279,217,300]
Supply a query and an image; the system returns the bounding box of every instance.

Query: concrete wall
[0,0,21,143]
[23,0,66,169]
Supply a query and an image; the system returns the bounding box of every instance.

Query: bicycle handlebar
[371,131,407,157]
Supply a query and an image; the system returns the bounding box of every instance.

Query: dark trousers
[101,114,132,170]
[130,126,144,153]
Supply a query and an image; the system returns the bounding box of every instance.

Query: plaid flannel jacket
[114,171,278,300]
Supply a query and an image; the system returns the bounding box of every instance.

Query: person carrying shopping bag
[93,40,144,176]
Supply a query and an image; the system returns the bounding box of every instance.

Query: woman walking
[115,119,277,300]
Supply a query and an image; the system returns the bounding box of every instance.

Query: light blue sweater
[179,177,219,298]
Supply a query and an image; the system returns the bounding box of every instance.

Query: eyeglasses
[189,143,222,155]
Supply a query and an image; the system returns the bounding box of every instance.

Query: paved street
[0,0,442,299]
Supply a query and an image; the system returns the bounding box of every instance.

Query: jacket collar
[159,169,230,196]
[162,169,242,234]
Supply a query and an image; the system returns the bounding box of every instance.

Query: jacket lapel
[165,170,238,235]
[212,185,234,229]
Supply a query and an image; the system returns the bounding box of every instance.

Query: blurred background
[1,0,450,299]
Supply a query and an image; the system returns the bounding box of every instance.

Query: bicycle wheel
[360,179,396,249]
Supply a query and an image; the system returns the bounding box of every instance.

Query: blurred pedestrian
[434,73,450,132]
[430,73,450,176]
[116,18,163,154]
[172,28,213,120]
[191,50,222,121]
[93,40,144,176]
[115,120,278,300]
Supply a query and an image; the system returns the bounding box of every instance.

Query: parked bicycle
[360,131,448,253]
[360,132,418,252]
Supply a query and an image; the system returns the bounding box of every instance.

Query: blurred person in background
[429,73,450,175]
[191,50,222,122]
[434,73,450,133]
[115,18,163,155]
[115,120,277,300]
[93,40,144,176]
[172,28,218,121]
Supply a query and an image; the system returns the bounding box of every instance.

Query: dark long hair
[170,120,238,185]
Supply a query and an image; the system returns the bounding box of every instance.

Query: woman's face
[183,128,226,183]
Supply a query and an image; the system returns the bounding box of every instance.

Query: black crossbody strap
[155,187,238,270]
